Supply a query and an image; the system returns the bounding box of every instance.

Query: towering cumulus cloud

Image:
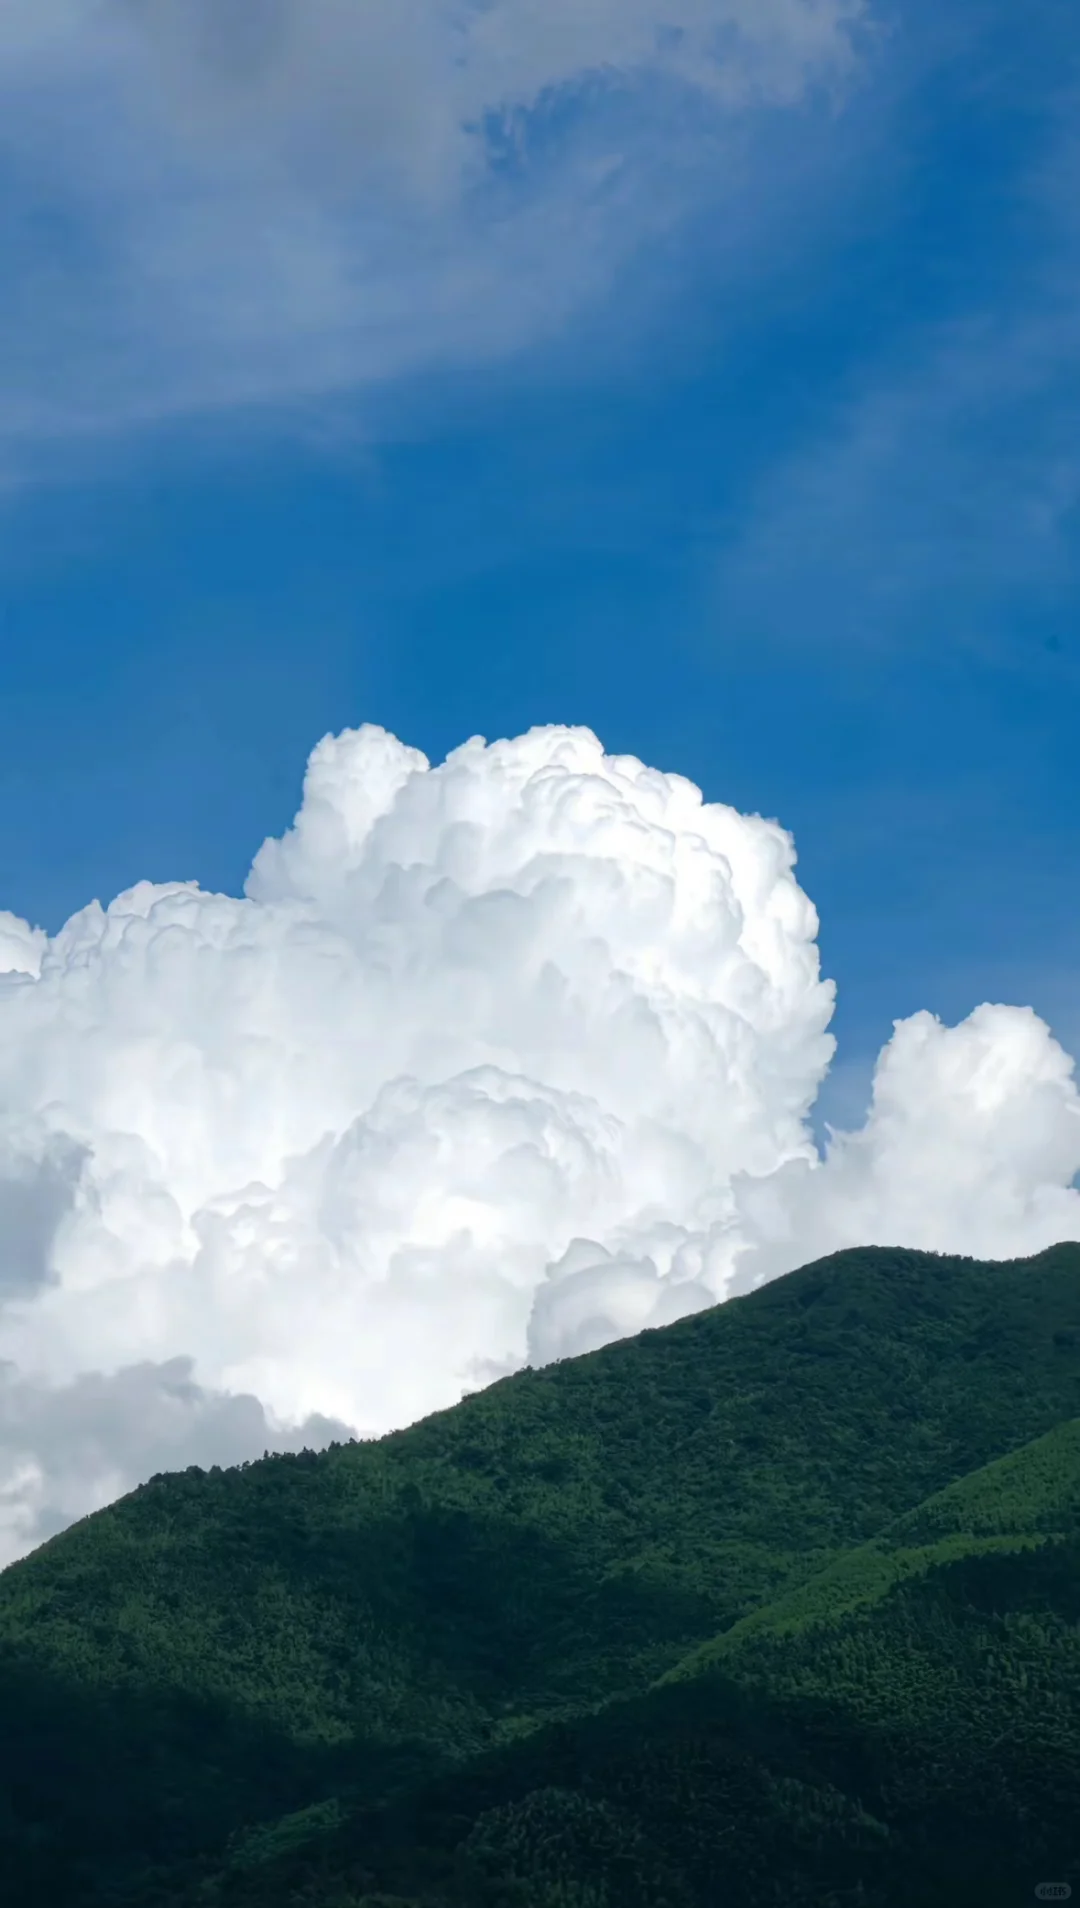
[1,724,1078,1562]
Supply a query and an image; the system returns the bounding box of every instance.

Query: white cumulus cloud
[0,912,46,977]
[0,721,1077,1565]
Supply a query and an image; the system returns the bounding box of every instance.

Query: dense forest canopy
[2,1242,1079,1906]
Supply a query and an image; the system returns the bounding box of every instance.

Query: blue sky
[1,0,1078,1132]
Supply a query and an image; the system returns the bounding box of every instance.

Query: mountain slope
[662,1409,1080,1682]
[1,1242,1079,1905]
[195,1417,1080,1908]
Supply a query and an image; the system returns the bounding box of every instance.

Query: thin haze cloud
[0,0,867,464]
[0,723,1077,1564]
[709,103,1080,660]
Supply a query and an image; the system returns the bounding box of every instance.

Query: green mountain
[2,1242,1079,1906]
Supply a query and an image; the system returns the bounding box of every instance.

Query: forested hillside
[2,1243,1079,1905]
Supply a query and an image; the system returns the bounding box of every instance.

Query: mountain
[1,1242,1079,1905]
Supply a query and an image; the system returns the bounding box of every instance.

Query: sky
[0,0,1078,1561]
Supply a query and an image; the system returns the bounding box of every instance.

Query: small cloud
[0,1355,353,1564]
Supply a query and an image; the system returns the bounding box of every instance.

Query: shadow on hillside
[0,1649,367,1903]
[0,1501,737,1907]
[214,1539,1080,1908]
[261,1496,729,1713]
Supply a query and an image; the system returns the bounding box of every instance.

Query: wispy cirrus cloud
[0,0,869,470]
[709,94,1080,664]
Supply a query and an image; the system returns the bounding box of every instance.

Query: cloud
[713,304,1080,658]
[730,1003,1080,1289]
[710,101,1080,662]
[0,912,46,976]
[0,0,866,466]
[0,1357,350,1560]
[0,720,1077,1564]
[0,1133,86,1303]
